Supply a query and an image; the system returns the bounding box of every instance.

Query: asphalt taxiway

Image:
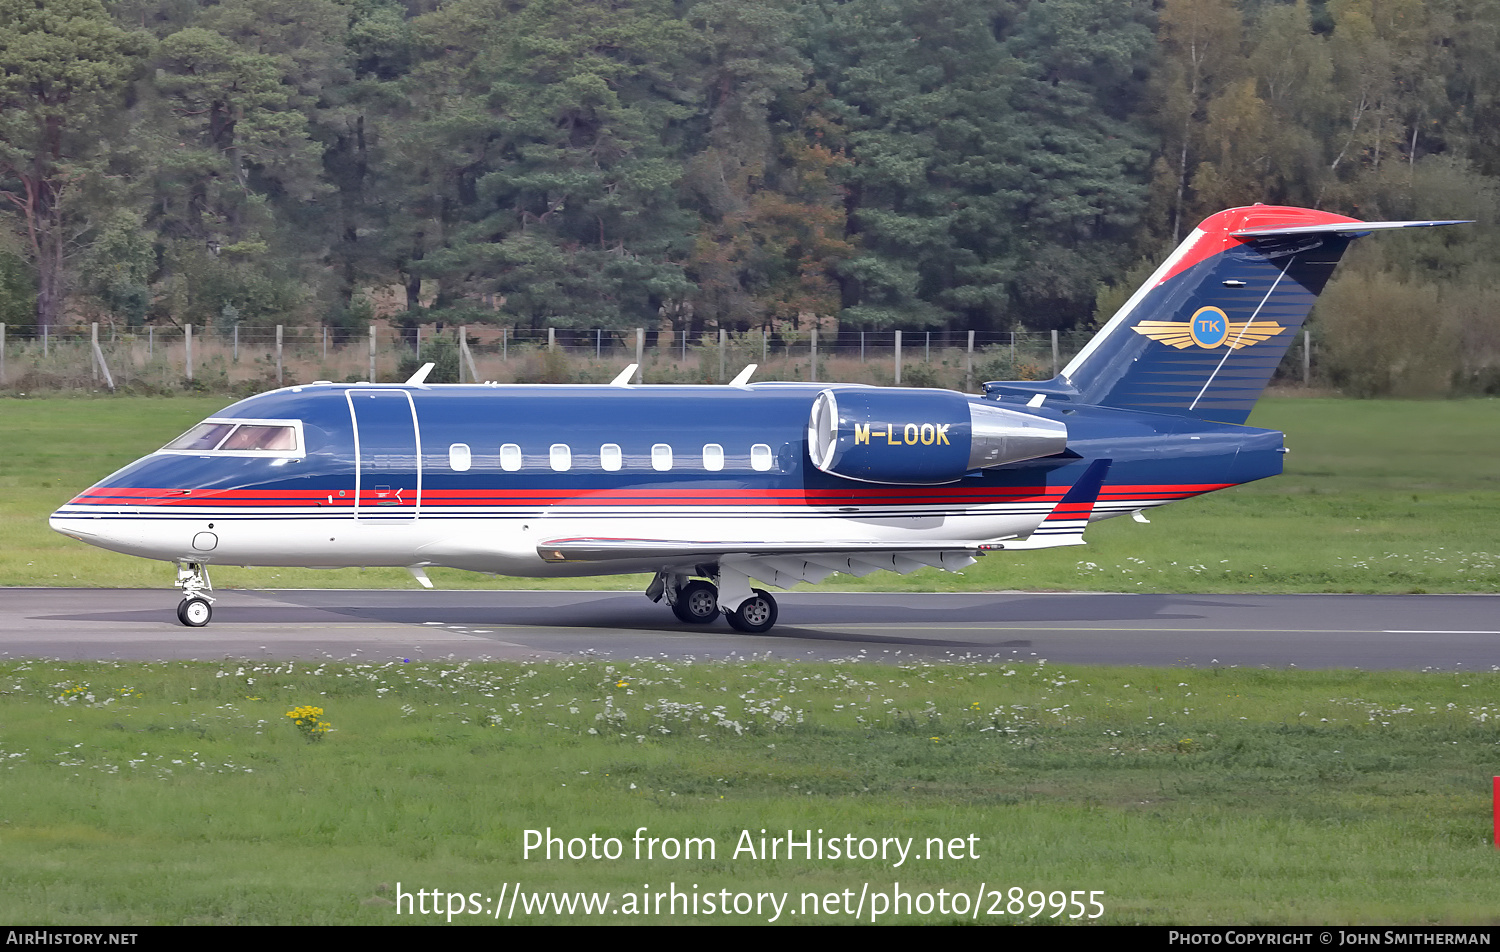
[1,588,1496,670]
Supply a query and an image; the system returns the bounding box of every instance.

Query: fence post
[234,324,240,362]
[894,330,903,385]
[0,323,5,385]
[635,328,644,383]
[1051,329,1059,376]
[718,328,727,382]
[42,325,47,358]
[276,324,283,386]
[91,322,115,391]
[925,330,930,364]
[368,324,376,382]
[548,326,555,350]
[761,328,767,365]
[596,328,602,360]
[460,326,479,383]
[861,330,866,363]
[1303,330,1311,386]
[810,328,818,383]
[503,326,508,362]
[185,324,193,382]
[323,325,327,360]
[966,329,975,391]
[91,323,98,385]
[148,325,153,359]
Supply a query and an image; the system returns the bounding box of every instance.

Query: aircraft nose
[50,509,103,546]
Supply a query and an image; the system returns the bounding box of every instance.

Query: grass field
[3,393,1497,593]
[0,656,1495,925]
[2,394,1498,925]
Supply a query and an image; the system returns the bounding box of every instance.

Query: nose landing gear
[174,562,215,627]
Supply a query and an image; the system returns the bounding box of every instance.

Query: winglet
[988,459,1112,550]
[610,364,638,387]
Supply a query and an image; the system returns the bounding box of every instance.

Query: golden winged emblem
[1131,308,1285,350]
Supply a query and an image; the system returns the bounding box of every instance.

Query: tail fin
[985,206,1467,424]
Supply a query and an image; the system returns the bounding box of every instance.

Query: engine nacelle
[806,388,1067,485]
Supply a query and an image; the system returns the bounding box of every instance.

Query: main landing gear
[649,571,779,634]
[671,579,721,624]
[725,588,778,634]
[174,562,215,627]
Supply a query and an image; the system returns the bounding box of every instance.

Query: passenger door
[347,389,421,521]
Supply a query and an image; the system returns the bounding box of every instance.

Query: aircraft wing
[536,538,987,588]
[536,458,1115,586]
[536,538,987,563]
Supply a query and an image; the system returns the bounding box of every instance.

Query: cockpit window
[161,419,304,458]
[221,425,297,451]
[165,423,235,451]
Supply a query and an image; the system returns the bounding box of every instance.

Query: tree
[813,0,1153,331]
[394,0,700,331]
[681,0,853,333]
[0,0,147,332]
[1149,0,1243,242]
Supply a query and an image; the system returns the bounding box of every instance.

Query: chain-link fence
[0,321,1315,393]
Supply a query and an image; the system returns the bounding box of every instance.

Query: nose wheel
[173,562,215,627]
[177,597,212,627]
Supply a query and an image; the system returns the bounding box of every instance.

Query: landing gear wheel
[671,580,720,624]
[725,589,778,634]
[177,597,212,628]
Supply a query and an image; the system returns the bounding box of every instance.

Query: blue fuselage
[50,382,1283,576]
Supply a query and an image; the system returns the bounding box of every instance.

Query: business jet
[50,206,1463,630]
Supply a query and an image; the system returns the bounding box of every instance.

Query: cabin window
[702,444,724,472]
[651,443,673,472]
[751,443,773,472]
[600,443,622,472]
[550,443,572,472]
[500,443,522,472]
[448,443,472,472]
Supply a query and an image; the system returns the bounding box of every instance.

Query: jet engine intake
[807,388,1066,485]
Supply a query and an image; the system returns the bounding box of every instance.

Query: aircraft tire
[725,589,777,634]
[177,597,212,628]
[671,580,720,624]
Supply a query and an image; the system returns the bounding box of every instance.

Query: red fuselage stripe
[65,483,1234,508]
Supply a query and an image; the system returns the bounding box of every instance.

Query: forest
[2,0,1498,395]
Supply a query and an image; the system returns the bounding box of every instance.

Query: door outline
[346,389,421,521]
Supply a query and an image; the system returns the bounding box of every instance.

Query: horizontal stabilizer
[1230,219,1471,238]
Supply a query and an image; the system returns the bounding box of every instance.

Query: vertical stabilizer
[986,206,1467,424]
